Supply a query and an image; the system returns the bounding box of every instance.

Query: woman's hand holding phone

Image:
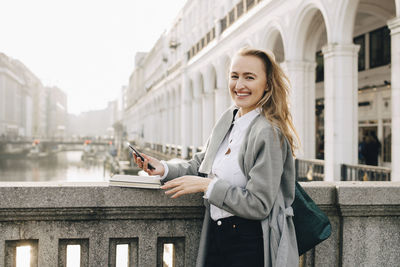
[133,153,165,176]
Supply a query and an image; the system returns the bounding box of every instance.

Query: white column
[174,101,180,145]
[162,106,167,152]
[388,17,400,181]
[181,72,191,159]
[202,91,215,144]
[284,60,316,159]
[322,44,359,181]
[149,103,155,144]
[154,106,159,145]
[182,101,192,158]
[168,103,173,145]
[192,97,202,147]
[304,62,317,159]
[214,88,230,121]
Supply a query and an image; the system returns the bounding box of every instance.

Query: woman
[133,48,300,267]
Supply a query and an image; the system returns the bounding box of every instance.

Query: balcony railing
[295,158,325,181]
[134,143,394,183]
[1,182,399,266]
[341,163,391,181]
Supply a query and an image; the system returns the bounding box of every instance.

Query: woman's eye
[231,75,238,79]
[246,76,255,80]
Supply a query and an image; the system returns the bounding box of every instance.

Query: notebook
[109,175,162,189]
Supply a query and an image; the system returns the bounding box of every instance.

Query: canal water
[0,151,110,182]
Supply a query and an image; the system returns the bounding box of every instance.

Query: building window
[315,51,324,83]
[220,16,227,33]
[196,42,200,52]
[370,26,391,68]
[354,34,365,71]
[229,8,235,25]
[315,98,324,160]
[246,0,255,10]
[187,51,191,60]
[201,38,205,49]
[206,32,211,43]
[212,27,215,39]
[237,1,244,18]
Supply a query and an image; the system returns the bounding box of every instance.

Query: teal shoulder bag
[292,181,332,255]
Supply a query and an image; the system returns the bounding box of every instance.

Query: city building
[67,100,120,138]
[46,86,68,139]
[0,53,36,139]
[124,0,400,181]
[0,53,69,140]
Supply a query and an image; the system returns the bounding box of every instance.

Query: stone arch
[188,79,194,101]
[288,2,331,60]
[357,1,396,22]
[167,90,173,109]
[191,73,202,99]
[216,54,231,90]
[331,0,396,43]
[204,64,218,92]
[199,73,205,95]
[259,21,287,63]
[235,38,254,51]
[211,65,217,90]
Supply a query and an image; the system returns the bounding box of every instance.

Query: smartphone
[128,144,156,170]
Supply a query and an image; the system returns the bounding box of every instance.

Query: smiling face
[229,55,268,116]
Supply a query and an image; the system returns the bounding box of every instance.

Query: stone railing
[0,182,399,267]
[0,182,204,267]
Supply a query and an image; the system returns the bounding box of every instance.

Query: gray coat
[163,106,299,267]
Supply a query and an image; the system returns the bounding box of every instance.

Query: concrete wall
[0,181,399,266]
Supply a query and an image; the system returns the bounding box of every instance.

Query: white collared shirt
[204,108,260,220]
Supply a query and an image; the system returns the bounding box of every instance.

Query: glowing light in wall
[66,245,81,267]
[116,244,129,267]
[163,243,174,267]
[16,246,31,267]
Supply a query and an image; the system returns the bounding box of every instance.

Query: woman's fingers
[168,177,210,197]
[161,178,182,189]
[164,185,186,199]
[133,154,139,165]
[161,177,205,198]
[141,153,152,161]
[136,157,143,168]
[164,184,182,195]
[131,151,164,176]
[143,158,150,173]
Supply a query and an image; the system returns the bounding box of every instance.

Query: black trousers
[204,216,264,267]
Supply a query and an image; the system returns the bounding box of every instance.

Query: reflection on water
[0,151,109,182]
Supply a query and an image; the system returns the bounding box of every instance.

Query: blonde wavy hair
[236,47,300,155]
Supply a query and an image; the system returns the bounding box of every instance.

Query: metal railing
[341,164,391,181]
[134,143,395,182]
[295,158,325,181]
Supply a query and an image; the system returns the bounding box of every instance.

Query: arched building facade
[124,0,400,181]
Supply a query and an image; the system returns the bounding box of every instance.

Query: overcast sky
[0,0,187,114]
